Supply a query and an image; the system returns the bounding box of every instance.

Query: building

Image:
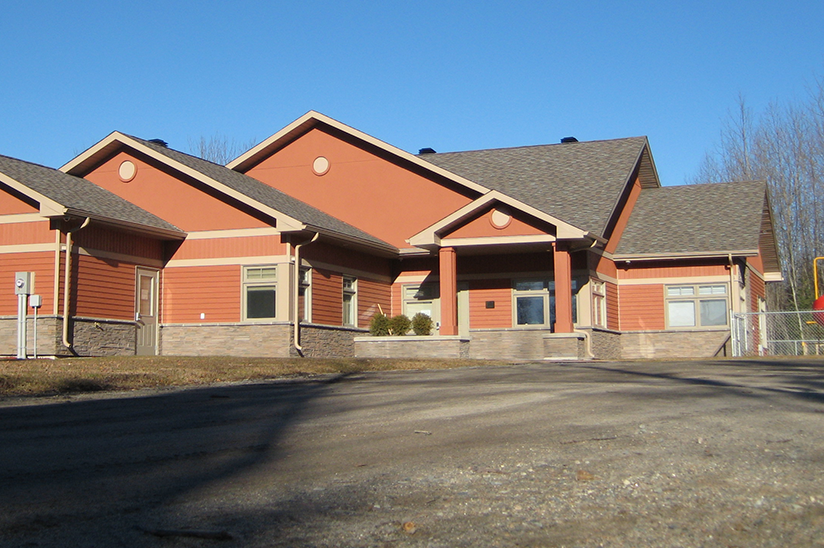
[0,112,781,359]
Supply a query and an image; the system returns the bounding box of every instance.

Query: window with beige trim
[343,276,357,326]
[513,279,579,328]
[592,279,606,328]
[665,284,728,328]
[243,266,277,321]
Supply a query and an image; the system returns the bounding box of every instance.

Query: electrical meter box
[14,272,32,295]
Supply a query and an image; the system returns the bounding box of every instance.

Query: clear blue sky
[1,1,822,186]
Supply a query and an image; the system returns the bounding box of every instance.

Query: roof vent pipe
[561,137,578,144]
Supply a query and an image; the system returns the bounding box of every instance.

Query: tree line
[690,79,824,311]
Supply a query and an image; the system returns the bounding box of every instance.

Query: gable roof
[615,181,777,266]
[417,137,659,239]
[0,154,184,238]
[62,133,397,254]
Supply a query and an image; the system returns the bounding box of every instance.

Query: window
[243,266,277,321]
[666,284,728,328]
[592,279,606,328]
[513,279,579,328]
[343,276,357,326]
[403,284,439,325]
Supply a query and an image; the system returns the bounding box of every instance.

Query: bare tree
[691,80,824,310]
[188,134,257,165]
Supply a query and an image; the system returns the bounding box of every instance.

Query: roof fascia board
[63,132,308,233]
[614,250,759,261]
[227,111,491,196]
[408,190,593,247]
[59,209,187,240]
[0,172,66,217]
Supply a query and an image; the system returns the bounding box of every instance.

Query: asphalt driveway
[2,358,824,547]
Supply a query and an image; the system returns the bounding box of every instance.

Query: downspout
[62,218,90,349]
[292,232,319,356]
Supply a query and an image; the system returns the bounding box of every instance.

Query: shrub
[411,312,434,335]
[388,314,412,336]
[369,313,390,336]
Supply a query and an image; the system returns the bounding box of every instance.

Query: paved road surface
[2,359,824,547]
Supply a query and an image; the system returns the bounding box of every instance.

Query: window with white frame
[513,279,578,328]
[665,284,728,328]
[342,276,357,326]
[403,283,439,325]
[243,266,277,321]
[592,279,607,328]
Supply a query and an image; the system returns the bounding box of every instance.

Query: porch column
[553,242,574,333]
[439,247,458,336]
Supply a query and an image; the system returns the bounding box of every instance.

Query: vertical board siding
[358,278,390,328]
[75,227,164,260]
[164,265,240,323]
[172,235,286,261]
[619,284,665,331]
[469,279,512,328]
[311,269,343,326]
[0,221,54,244]
[606,281,619,330]
[749,270,766,312]
[74,254,136,320]
[620,263,727,280]
[0,252,56,316]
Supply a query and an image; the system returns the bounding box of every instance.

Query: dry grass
[0,356,511,398]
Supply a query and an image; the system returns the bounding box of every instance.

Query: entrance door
[135,268,159,355]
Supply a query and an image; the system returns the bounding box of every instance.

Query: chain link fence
[731,310,824,357]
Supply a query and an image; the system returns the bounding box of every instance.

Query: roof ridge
[417,136,648,157]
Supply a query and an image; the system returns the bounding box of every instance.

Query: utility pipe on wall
[292,232,318,356]
[62,218,90,349]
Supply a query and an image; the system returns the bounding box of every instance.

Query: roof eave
[614,249,759,261]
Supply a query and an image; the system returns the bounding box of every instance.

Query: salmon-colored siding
[0,220,54,244]
[604,177,642,254]
[358,278,390,328]
[619,263,728,280]
[163,266,240,323]
[468,280,512,328]
[0,252,56,316]
[172,235,286,261]
[83,151,270,232]
[75,226,164,261]
[749,269,766,312]
[243,127,476,248]
[303,241,393,279]
[606,281,619,330]
[619,284,665,331]
[0,191,38,214]
[446,208,549,239]
[73,254,136,320]
[312,269,342,326]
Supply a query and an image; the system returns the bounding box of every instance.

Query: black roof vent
[418,147,437,154]
[560,137,578,144]
[148,138,168,148]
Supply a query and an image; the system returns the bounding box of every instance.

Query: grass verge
[0,356,511,399]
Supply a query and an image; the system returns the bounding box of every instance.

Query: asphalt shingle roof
[418,137,649,237]
[0,154,183,234]
[131,137,396,250]
[616,181,767,256]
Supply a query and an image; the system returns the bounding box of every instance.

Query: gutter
[62,217,90,349]
[293,232,319,356]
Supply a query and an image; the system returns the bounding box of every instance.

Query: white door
[135,268,159,355]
